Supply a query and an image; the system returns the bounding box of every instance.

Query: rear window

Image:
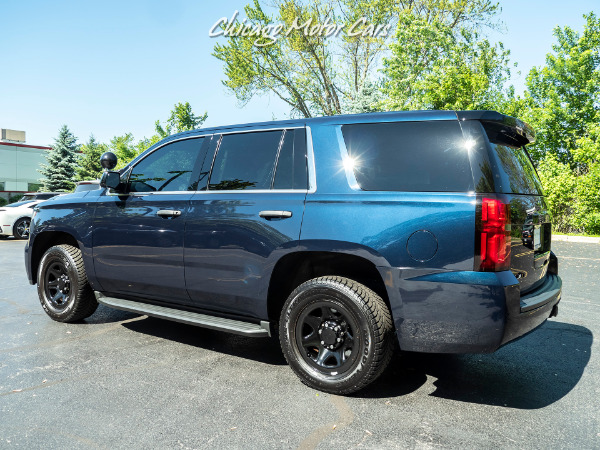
[341,121,473,192]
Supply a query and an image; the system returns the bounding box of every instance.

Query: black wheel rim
[16,219,30,238]
[44,260,72,311]
[295,300,361,375]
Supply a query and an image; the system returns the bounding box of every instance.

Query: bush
[9,194,22,204]
[538,155,600,235]
[0,197,7,207]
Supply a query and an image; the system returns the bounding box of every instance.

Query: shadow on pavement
[82,304,142,324]
[122,316,287,366]
[358,320,592,409]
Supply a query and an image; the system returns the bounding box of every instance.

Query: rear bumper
[379,266,562,354]
[501,273,561,345]
[0,224,13,236]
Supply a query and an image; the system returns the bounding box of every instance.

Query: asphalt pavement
[0,238,598,448]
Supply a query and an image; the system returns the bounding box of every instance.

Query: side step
[95,292,271,337]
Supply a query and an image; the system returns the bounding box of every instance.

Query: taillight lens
[475,197,511,271]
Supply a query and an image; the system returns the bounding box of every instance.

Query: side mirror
[100,152,118,170]
[100,171,122,190]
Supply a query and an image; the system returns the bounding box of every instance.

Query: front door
[93,136,209,302]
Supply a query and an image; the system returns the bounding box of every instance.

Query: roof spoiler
[456,110,536,146]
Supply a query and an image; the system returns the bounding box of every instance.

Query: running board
[95,293,271,337]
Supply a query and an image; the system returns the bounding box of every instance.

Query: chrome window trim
[335,126,360,191]
[305,125,317,193]
[270,129,287,189]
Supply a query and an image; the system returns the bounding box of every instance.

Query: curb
[553,235,600,244]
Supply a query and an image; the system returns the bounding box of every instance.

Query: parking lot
[0,239,598,448]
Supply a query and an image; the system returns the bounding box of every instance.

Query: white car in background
[0,193,62,240]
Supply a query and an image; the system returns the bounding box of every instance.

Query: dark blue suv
[25,110,562,394]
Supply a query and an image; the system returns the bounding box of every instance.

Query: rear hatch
[459,112,551,293]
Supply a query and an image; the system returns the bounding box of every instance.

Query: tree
[521,13,600,167]
[76,135,106,181]
[344,80,382,113]
[155,102,208,138]
[213,0,501,118]
[39,125,79,192]
[522,13,600,234]
[381,12,512,111]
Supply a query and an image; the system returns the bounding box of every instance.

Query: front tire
[280,276,394,394]
[13,218,31,240]
[37,244,98,322]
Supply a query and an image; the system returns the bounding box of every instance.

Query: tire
[13,218,31,240]
[37,244,98,322]
[279,276,394,394]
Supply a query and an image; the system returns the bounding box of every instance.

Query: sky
[0,0,597,147]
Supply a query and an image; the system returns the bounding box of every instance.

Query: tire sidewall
[37,246,82,321]
[280,281,378,393]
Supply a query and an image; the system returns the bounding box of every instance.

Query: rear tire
[13,218,31,240]
[279,276,394,394]
[37,244,98,322]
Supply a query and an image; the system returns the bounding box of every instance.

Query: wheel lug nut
[337,338,342,342]
[321,341,324,345]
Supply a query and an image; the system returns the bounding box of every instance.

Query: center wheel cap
[318,320,345,350]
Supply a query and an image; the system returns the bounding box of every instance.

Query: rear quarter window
[341,121,473,192]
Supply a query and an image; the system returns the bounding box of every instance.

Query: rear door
[184,127,308,318]
[93,136,208,302]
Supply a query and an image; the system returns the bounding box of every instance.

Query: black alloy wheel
[295,302,360,374]
[280,276,394,394]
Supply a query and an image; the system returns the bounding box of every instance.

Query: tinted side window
[341,121,473,192]
[129,138,204,192]
[209,131,282,190]
[273,128,308,189]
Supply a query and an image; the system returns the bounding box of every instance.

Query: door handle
[259,210,293,220]
[157,209,182,218]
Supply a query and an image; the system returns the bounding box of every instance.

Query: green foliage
[344,80,382,113]
[76,135,106,181]
[39,125,79,192]
[212,0,501,117]
[537,154,577,232]
[9,194,22,203]
[109,133,137,167]
[524,13,600,234]
[0,197,7,207]
[155,102,208,138]
[381,12,512,111]
[521,13,600,167]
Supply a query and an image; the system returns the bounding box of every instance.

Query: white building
[0,129,50,201]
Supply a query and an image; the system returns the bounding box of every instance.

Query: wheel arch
[30,230,82,284]
[266,246,393,325]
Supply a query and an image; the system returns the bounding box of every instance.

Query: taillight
[475,197,511,271]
